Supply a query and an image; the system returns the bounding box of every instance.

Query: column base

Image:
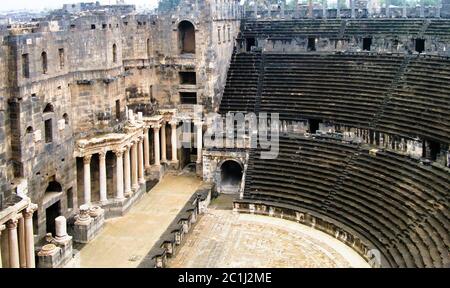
[169,160,180,170]
[148,164,164,180]
[94,186,146,219]
[124,190,133,198]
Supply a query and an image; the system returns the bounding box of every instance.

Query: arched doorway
[178,20,195,54]
[45,181,62,236]
[219,160,243,194]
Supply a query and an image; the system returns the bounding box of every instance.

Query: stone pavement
[169,202,370,268]
[74,172,202,268]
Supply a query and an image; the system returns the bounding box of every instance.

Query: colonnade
[80,120,181,206]
[0,203,37,268]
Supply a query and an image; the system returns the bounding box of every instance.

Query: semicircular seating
[241,134,450,268]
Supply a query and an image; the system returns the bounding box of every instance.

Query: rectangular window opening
[363,37,372,51]
[180,92,197,104]
[179,72,197,85]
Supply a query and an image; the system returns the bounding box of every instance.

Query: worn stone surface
[169,207,369,268]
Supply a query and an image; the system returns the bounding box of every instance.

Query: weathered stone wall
[6,29,76,236]
[0,1,241,240]
[0,30,13,202]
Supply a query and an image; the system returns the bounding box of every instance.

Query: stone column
[420,0,425,18]
[143,128,151,170]
[308,0,313,18]
[115,148,125,199]
[161,123,167,163]
[337,0,341,19]
[403,0,407,18]
[55,216,67,240]
[351,0,356,18]
[124,145,132,197]
[153,125,161,166]
[131,142,139,191]
[99,151,108,203]
[138,137,145,184]
[170,121,178,162]
[323,0,327,18]
[83,155,92,205]
[254,0,258,18]
[0,225,5,268]
[18,215,26,268]
[437,0,441,18]
[7,218,20,268]
[386,0,391,18]
[195,121,203,164]
[367,0,372,17]
[23,204,37,268]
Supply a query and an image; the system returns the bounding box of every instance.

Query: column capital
[98,150,107,159]
[6,218,19,229]
[83,154,92,164]
[152,124,161,130]
[113,148,125,156]
[0,224,5,233]
[194,120,204,126]
[23,203,38,219]
[169,120,178,127]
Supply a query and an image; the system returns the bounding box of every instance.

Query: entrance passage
[220,160,243,194]
[46,201,61,236]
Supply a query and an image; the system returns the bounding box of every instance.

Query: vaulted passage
[220,160,243,194]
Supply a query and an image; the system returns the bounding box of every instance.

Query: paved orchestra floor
[169,196,370,268]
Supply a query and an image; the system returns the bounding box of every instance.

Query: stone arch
[43,103,54,113]
[178,20,196,54]
[112,43,117,63]
[63,113,69,125]
[41,51,48,74]
[45,180,62,193]
[217,159,244,194]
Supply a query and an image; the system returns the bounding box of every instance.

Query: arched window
[41,51,48,74]
[43,103,54,143]
[178,21,195,54]
[43,103,54,113]
[63,113,69,125]
[112,44,117,63]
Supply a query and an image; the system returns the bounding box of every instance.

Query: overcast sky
[0,0,159,12]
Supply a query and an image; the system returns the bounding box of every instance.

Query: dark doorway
[363,37,372,51]
[46,201,61,236]
[307,37,316,51]
[115,99,120,120]
[309,119,321,134]
[415,38,425,53]
[179,21,196,54]
[220,161,243,194]
[179,72,197,85]
[246,37,256,52]
[180,92,197,104]
[44,119,53,143]
[429,140,441,161]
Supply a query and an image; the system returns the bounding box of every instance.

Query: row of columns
[0,204,37,268]
[82,121,180,206]
[252,0,440,19]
